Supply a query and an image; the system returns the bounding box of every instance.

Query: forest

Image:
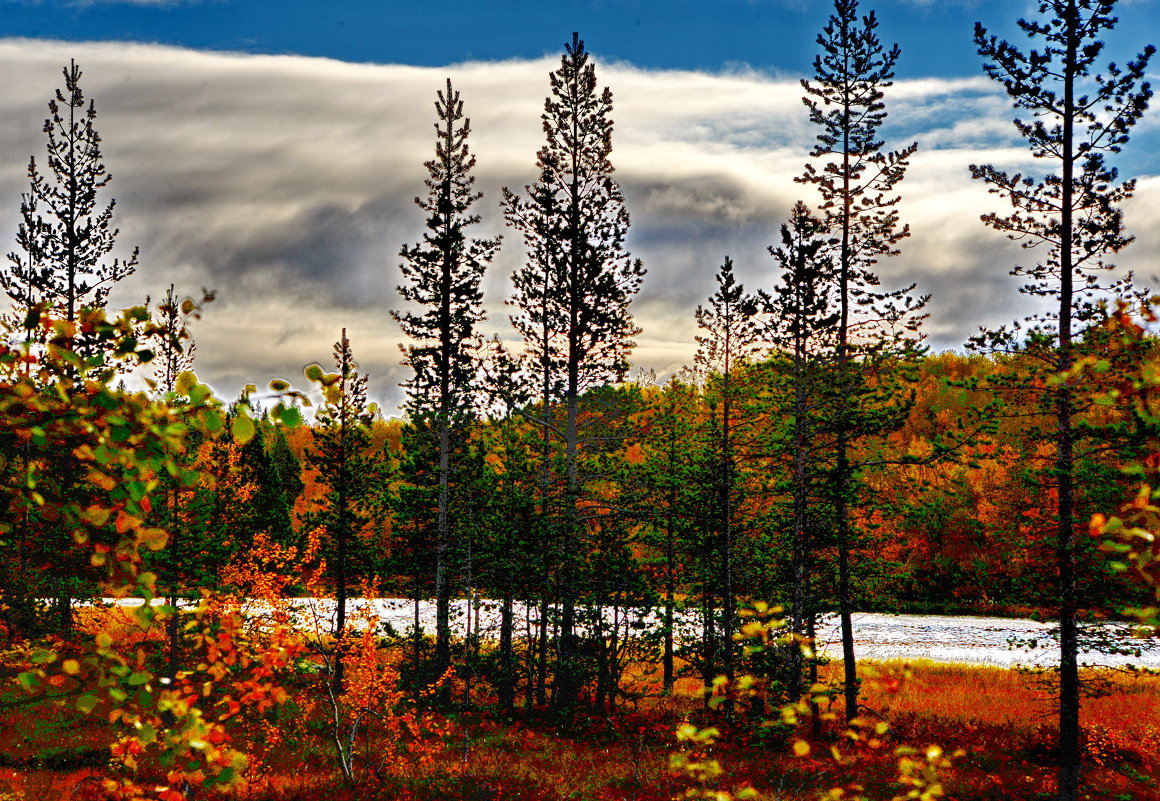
[1,1,1160,800]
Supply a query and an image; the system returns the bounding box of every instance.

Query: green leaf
[269,378,290,393]
[199,408,225,433]
[188,381,212,406]
[31,649,57,665]
[231,413,256,445]
[277,405,303,427]
[76,694,100,714]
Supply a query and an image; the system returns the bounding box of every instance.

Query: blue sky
[0,1,1158,408]
[4,0,1154,78]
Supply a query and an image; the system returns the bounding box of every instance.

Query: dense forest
[2,1,1160,800]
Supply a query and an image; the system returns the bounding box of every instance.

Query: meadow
[2,603,1158,801]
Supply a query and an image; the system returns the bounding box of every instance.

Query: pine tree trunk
[1057,5,1081,797]
[434,417,452,706]
[412,592,421,701]
[837,478,858,722]
[663,515,675,693]
[499,590,514,711]
[554,316,581,712]
[535,594,550,706]
[166,481,181,682]
[807,612,821,739]
[789,347,810,702]
[720,368,735,720]
[435,173,456,708]
[836,116,859,725]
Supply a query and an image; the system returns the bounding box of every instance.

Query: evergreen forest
[2,2,1160,801]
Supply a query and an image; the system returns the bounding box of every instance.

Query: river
[131,597,1156,670]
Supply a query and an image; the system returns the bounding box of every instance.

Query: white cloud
[0,38,1156,410]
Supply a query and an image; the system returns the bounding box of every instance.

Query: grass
[2,611,1158,800]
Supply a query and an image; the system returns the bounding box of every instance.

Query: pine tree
[1,60,137,351]
[151,285,199,398]
[760,202,840,706]
[472,410,541,711]
[393,78,499,701]
[503,32,645,710]
[304,330,377,691]
[0,61,139,636]
[149,285,201,681]
[971,3,1153,796]
[798,0,926,722]
[634,377,706,693]
[691,257,760,708]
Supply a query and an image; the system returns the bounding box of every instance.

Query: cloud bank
[0,39,1156,411]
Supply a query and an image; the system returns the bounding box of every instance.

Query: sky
[0,0,1158,412]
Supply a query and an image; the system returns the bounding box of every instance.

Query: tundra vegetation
[1,4,1158,801]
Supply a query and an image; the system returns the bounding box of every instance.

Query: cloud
[0,38,1156,411]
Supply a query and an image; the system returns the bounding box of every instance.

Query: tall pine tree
[503,32,645,710]
[799,0,926,722]
[971,3,1153,796]
[393,79,499,698]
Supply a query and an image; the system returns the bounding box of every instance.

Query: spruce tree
[798,0,926,722]
[971,3,1153,796]
[393,78,499,701]
[503,32,645,710]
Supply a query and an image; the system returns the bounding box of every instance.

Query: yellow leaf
[139,528,169,551]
